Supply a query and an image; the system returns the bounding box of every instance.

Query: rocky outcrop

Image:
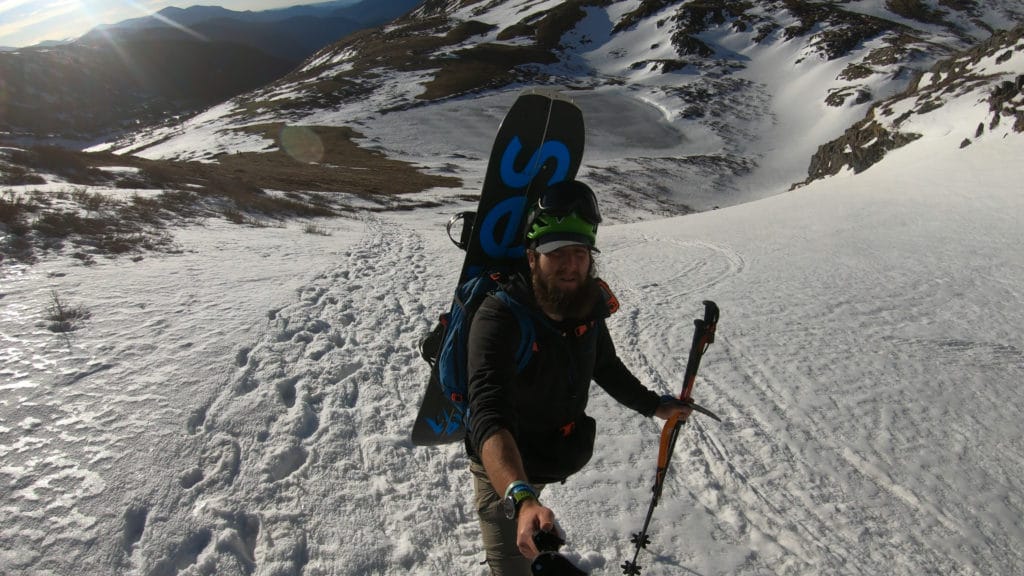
[804,116,923,180]
[800,25,1024,185]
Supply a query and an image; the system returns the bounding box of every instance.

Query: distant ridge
[0,0,424,143]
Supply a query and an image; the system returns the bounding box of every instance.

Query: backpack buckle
[573,322,594,337]
[559,421,576,437]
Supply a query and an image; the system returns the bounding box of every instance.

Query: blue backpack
[421,272,537,428]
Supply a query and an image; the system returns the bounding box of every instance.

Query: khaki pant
[470,461,546,576]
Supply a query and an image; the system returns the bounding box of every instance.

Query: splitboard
[410,89,585,446]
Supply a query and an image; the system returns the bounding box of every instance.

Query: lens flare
[280,126,324,164]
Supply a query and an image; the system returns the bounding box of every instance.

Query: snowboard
[411,89,586,446]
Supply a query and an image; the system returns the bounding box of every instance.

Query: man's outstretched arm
[480,429,555,560]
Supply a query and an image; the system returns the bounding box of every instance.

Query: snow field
[3,3,1024,571]
[3,134,1023,575]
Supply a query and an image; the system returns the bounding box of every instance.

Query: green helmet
[524,180,602,253]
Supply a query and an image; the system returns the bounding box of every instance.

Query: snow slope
[4,2,1024,573]
[3,91,1023,575]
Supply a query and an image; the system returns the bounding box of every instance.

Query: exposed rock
[804,115,922,181]
[800,24,1023,186]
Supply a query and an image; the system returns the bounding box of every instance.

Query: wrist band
[504,480,532,499]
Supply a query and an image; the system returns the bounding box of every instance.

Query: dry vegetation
[46,289,92,333]
[0,125,460,265]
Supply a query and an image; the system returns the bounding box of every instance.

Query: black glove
[659,394,721,422]
[531,530,588,575]
[532,552,587,575]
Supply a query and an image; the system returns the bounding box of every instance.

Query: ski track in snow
[4,188,1022,575]
[3,191,1022,575]
[556,210,1024,576]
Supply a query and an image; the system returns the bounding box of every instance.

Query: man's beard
[531,264,600,320]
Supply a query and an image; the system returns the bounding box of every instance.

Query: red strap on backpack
[596,279,620,314]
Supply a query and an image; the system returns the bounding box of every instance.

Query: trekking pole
[622,301,720,576]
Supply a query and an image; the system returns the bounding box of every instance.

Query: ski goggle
[525,211,598,245]
[535,181,602,225]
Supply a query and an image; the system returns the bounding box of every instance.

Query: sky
[0,0,327,48]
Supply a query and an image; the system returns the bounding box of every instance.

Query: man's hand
[655,395,693,421]
[655,394,722,422]
[515,499,556,559]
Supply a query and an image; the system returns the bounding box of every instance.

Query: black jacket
[465,274,660,484]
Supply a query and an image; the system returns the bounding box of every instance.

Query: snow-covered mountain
[108,0,1023,213]
[2,2,1023,576]
[803,23,1023,182]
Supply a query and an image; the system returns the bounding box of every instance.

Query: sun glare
[0,1,82,45]
[69,1,206,92]
[72,0,115,32]
[1,1,209,45]
[76,1,206,38]
[81,0,208,76]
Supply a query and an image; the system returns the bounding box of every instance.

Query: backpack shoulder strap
[595,278,620,316]
[491,290,539,373]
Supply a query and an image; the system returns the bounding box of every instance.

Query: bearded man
[464,180,691,575]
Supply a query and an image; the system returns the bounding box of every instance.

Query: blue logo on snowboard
[480,136,570,259]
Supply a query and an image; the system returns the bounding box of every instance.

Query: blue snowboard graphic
[411,89,585,446]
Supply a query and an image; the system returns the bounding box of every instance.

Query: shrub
[9,146,107,185]
[303,222,331,236]
[1,190,32,228]
[46,290,91,333]
[71,187,109,214]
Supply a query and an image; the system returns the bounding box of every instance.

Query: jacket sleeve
[466,296,519,455]
[593,320,661,417]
